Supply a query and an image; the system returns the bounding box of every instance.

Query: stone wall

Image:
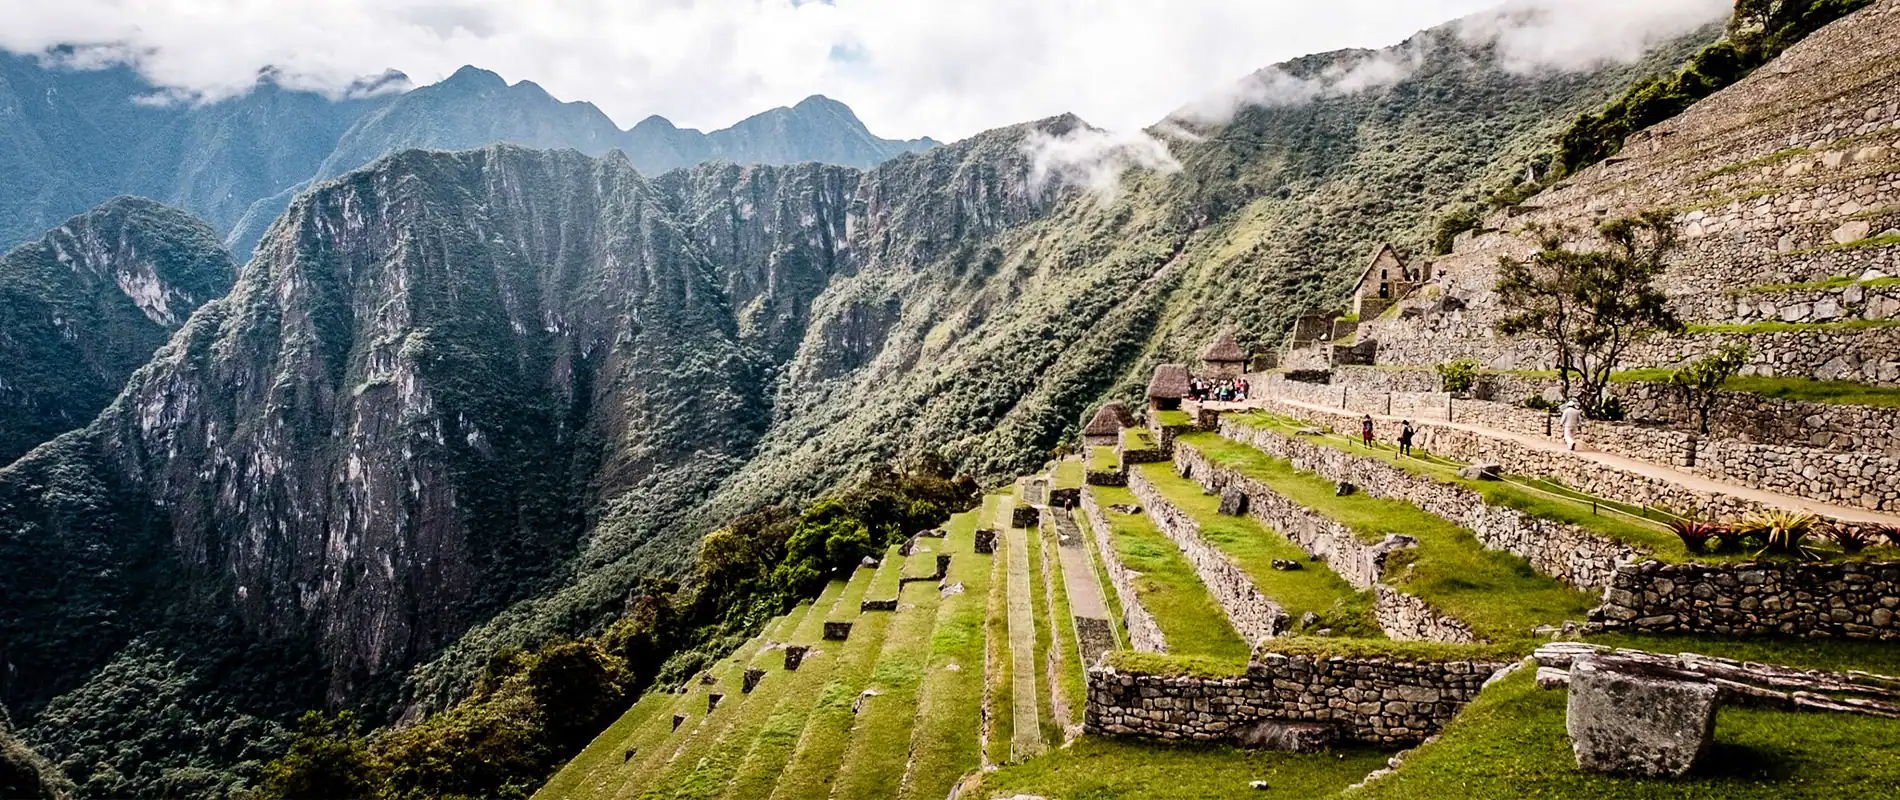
[1084,652,1510,744]
[1171,446,1479,643]
[1592,560,1900,640]
[1125,466,1287,646]
[1079,486,1169,652]
[1627,325,1900,388]
[1678,280,1900,326]
[1217,418,1640,591]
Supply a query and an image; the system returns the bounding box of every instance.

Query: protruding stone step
[743,668,765,693]
[784,645,809,671]
[1566,657,1717,778]
[673,714,686,731]
[1012,505,1038,528]
[824,621,854,641]
[860,598,898,612]
[974,529,998,554]
[708,693,725,713]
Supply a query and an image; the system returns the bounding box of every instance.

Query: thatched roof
[1201,329,1248,364]
[1083,401,1135,435]
[1146,364,1192,399]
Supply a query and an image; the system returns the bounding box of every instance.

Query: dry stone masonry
[1125,466,1288,646]
[1079,487,1169,653]
[1085,651,1510,745]
[1591,560,1900,640]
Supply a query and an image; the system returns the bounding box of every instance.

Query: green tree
[524,642,630,752]
[1435,358,1481,395]
[1669,344,1750,434]
[1496,213,1685,418]
[256,712,382,800]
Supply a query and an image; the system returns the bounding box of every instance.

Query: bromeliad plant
[1825,522,1882,555]
[1668,517,1722,554]
[1735,509,1820,559]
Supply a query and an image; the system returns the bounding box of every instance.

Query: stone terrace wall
[1125,466,1286,646]
[1627,325,1900,387]
[1218,418,1639,591]
[1677,279,1900,326]
[1172,446,1477,643]
[1079,486,1168,652]
[1593,560,1900,641]
[1247,395,1760,521]
[1085,652,1509,744]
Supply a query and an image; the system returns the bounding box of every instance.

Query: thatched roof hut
[1201,329,1248,365]
[1083,401,1135,436]
[1146,364,1192,399]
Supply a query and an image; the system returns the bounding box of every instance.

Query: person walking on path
[1360,414,1375,448]
[1398,420,1415,457]
[1560,400,1584,451]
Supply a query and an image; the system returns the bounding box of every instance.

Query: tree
[255,712,382,800]
[1669,344,1750,434]
[1435,358,1481,395]
[1496,212,1685,418]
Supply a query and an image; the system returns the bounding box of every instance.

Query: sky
[0,0,1730,142]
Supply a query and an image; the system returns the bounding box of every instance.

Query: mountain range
[0,55,937,259]
[0,16,1717,799]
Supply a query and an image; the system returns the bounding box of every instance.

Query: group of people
[1355,398,1586,457]
[1189,376,1250,403]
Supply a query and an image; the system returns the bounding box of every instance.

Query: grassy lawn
[1085,483,1251,665]
[973,736,1391,800]
[898,511,992,800]
[1123,427,1158,451]
[1088,445,1121,473]
[1054,455,1084,490]
[829,556,947,800]
[1179,433,1596,645]
[718,579,863,800]
[1039,519,1087,734]
[756,553,902,800]
[640,612,808,800]
[983,494,1015,766]
[1134,462,1380,637]
[1357,667,1900,800]
[1019,515,1062,748]
[1154,409,1195,428]
[612,625,783,799]
[534,662,684,799]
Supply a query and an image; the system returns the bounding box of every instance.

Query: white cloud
[1456,0,1731,74]
[1171,41,1430,126]
[1023,126,1182,203]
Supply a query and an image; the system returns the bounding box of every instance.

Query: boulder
[1566,657,1718,777]
[1108,504,1143,515]
[1218,488,1250,516]
[1295,427,1324,436]
[1457,462,1502,481]
[1274,560,1306,572]
[1335,481,1357,496]
[860,556,881,569]
[1235,719,1337,752]
[1833,220,1873,245]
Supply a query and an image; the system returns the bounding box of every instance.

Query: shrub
[1669,343,1749,434]
[1435,358,1481,395]
[1523,395,1559,412]
[1734,509,1820,559]
[1667,518,1722,554]
[1828,523,1886,554]
[1713,526,1749,554]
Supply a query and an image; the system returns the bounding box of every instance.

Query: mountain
[0,14,1717,799]
[0,56,936,259]
[0,196,235,463]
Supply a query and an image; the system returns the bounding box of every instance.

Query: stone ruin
[707,693,724,713]
[900,554,952,585]
[783,645,809,671]
[1012,505,1038,529]
[823,621,854,641]
[742,668,765,694]
[973,529,998,554]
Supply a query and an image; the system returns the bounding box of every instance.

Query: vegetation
[1084,484,1253,663]
[1670,344,1751,434]
[974,736,1390,800]
[1686,318,1900,334]
[1434,358,1481,395]
[1496,213,1685,418]
[896,513,992,799]
[1734,509,1821,559]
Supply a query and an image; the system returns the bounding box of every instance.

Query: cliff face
[0,197,234,463]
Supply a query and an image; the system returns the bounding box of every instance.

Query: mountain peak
[443,65,506,89]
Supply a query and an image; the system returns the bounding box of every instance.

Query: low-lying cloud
[1170,43,1427,126]
[1023,126,1182,203]
[1457,0,1731,74]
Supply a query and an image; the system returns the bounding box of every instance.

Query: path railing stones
[1047,506,1118,665]
[1078,487,1169,653]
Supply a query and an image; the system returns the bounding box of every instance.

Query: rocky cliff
[0,197,234,463]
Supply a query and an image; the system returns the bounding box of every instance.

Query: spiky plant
[1826,523,1880,555]
[1734,509,1820,559]
[1667,518,1721,555]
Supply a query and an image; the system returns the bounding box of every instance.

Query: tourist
[1560,400,1584,451]
[1398,420,1414,457]
[1360,414,1374,448]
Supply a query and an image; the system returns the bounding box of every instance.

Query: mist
[1023,126,1183,204]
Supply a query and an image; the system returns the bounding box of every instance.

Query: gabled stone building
[1082,401,1136,447]
[1349,243,1429,320]
[1146,364,1191,413]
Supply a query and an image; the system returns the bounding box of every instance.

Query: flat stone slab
[1567,657,1718,777]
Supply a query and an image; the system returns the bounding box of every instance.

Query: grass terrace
[1153,409,1195,428]
[1492,368,1900,409]
[973,737,1391,800]
[1054,455,1084,490]
[1177,432,1597,644]
[898,510,990,799]
[982,495,1015,766]
[1085,483,1252,666]
[1088,446,1121,474]
[1038,520,1086,734]
[1017,497,1063,747]
[1123,427,1158,451]
[1685,318,1900,335]
[1729,274,1900,294]
[1134,462,1381,638]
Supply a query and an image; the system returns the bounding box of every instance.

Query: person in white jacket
[1560,400,1584,451]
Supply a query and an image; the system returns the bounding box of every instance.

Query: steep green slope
[0,196,234,462]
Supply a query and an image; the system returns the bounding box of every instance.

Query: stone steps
[635,611,809,800]
[1002,496,1049,761]
[828,548,949,799]
[895,516,993,800]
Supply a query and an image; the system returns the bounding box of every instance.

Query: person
[1398,420,1415,457]
[1360,414,1374,448]
[1560,399,1584,451]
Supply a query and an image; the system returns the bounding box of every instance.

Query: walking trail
[999,495,1047,762]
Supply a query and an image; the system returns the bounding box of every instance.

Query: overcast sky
[0,0,1730,142]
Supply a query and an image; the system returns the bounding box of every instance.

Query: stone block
[784,645,808,671]
[1218,488,1250,516]
[1566,657,1718,777]
[824,621,854,641]
[708,693,724,713]
[861,598,898,612]
[1236,720,1337,752]
[1456,462,1502,481]
[973,529,998,554]
[672,714,685,731]
[1013,505,1038,529]
[743,668,765,693]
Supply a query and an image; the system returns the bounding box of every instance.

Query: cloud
[1170,42,1429,126]
[1456,0,1731,74]
[1023,126,1182,203]
[0,0,1510,141]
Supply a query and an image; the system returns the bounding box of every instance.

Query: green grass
[609,628,781,800]
[1179,433,1596,644]
[1686,318,1900,335]
[828,555,947,800]
[1134,462,1380,637]
[1019,516,1062,748]
[1356,667,1900,799]
[1581,632,1900,676]
[897,511,992,800]
[982,495,1015,766]
[1153,410,1194,428]
[973,736,1391,800]
[639,613,804,800]
[1088,445,1121,474]
[1785,231,1900,258]
[1123,427,1158,451]
[533,671,679,799]
[1084,483,1251,665]
[1039,519,1087,735]
[763,548,903,800]
[1730,274,1900,294]
[1690,146,1808,182]
[1054,455,1084,490]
